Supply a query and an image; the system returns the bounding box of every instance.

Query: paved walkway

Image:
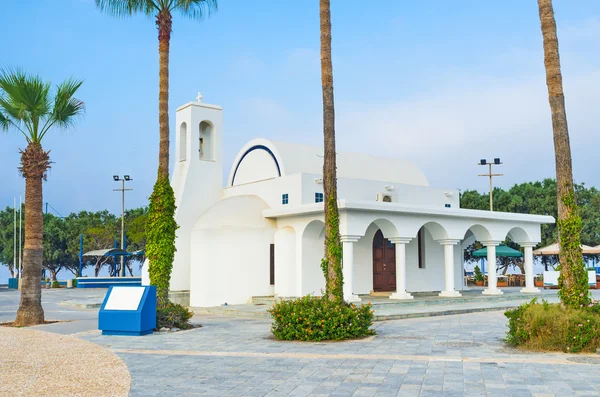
[74,312,600,397]
[0,326,129,397]
[3,287,600,396]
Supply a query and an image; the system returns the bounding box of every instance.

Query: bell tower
[153,93,223,296]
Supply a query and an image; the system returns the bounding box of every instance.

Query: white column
[521,243,540,293]
[390,238,413,300]
[482,241,503,295]
[341,236,361,302]
[438,240,461,297]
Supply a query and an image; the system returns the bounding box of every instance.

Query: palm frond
[0,70,84,143]
[0,68,51,141]
[0,111,9,131]
[95,0,155,17]
[39,78,85,140]
[173,0,217,19]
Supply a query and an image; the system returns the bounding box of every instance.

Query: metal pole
[489,163,493,211]
[13,197,16,278]
[79,234,83,277]
[19,194,22,278]
[121,179,125,277]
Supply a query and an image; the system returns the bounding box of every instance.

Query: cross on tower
[196,92,203,102]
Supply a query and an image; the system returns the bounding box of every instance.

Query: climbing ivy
[321,193,343,302]
[146,175,178,306]
[557,191,590,308]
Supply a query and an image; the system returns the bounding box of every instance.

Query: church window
[445,204,451,208]
[282,194,289,205]
[179,122,187,162]
[315,192,324,203]
[199,121,214,161]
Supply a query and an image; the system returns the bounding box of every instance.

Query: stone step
[361,292,542,308]
[250,296,278,306]
[192,300,527,322]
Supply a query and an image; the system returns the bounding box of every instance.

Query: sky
[1,0,599,217]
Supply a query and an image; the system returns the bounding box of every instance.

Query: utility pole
[113,175,133,277]
[478,158,503,211]
[19,195,22,278]
[13,197,16,278]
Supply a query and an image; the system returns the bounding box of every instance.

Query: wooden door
[372,230,396,292]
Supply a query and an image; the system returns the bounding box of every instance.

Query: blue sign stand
[98,286,156,336]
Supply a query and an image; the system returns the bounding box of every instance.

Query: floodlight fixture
[113,175,120,181]
[124,175,131,181]
[477,159,504,211]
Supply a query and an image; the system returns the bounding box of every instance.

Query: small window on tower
[315,192,324,203]
[282,194,289,205]
[445,204,451,208]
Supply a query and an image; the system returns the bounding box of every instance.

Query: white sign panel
[104,287,145,311]
[543,271,596,287]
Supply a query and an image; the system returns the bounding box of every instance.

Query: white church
[142,96,554,307]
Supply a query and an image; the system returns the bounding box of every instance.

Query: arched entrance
[373,230,396,292]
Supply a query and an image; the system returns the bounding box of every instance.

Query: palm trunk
[14,142,47,326]
[537,0,587,306]
[157,11,172,179]
[320,0,343,302]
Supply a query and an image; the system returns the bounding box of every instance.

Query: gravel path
[0,326,130,397]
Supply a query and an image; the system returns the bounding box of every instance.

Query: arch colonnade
[264,200,554,302]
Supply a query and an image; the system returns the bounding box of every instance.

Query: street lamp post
[113,175,133,277]
[478,158,503,211]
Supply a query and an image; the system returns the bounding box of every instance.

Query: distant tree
[0,69,84,326]
[124,207,148,274]
[42,214,71,281]
[0,206,18,277]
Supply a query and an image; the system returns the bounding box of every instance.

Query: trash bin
[66,279,73,289]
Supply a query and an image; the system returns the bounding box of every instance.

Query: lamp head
[124,175,132,181]
[494,158,501,165]
[113,175,120,181]
[479,159,486,165]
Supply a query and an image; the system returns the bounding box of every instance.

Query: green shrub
[505,298,600,353]
[474,265,484,282]
[51,280,60,288]
[72,278,78,288]
[156,302,193,329]
[268,295,375,341]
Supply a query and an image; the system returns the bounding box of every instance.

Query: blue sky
[1,0,599,216]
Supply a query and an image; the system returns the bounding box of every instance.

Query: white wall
[224,174,303,208]
[189,196,277,307]
[274,227,297,297]
[301,221,326,296]
[354,224,378,294]
[170,102,223,293]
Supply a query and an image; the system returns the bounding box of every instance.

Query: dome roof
[228,139,429,187]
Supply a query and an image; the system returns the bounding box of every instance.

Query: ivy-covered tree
[537,0,587,307]
[319,0,343,302]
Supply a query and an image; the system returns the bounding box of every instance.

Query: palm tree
[319,0,343,302]
[536,0,587,307]
[0,70,84,326]
[95,0,217,305]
